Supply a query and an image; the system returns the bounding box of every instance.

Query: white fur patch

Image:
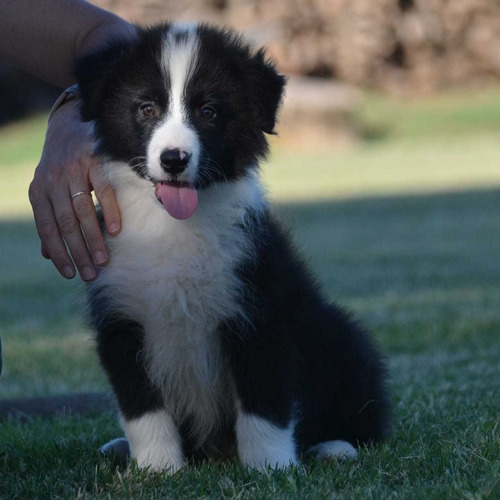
[93,162,266,446]
[235,407,298,470]
[123,409,184,472]
[161,25,199,122]
[147,25,200,183]
[307,440,358,461]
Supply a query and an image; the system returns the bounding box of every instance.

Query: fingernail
[82,266,96,281]
[94,250,106,265]
[109,222,120,234]
[62,265,75,279]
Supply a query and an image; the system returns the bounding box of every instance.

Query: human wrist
[44,90,95,160]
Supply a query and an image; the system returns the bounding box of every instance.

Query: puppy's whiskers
[129,156,149,178]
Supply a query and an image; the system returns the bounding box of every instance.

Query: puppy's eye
[201,106,216,120]
[139,103,156,117]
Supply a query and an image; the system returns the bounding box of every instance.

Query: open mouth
[154,180,198,220]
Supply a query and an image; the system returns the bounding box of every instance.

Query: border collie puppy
[76,23,389,472]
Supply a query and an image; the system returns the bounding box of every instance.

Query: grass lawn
[1,90,499,498]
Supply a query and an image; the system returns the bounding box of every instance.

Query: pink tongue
[155,183,198,220]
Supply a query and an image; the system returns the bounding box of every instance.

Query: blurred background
[1,0,499,408]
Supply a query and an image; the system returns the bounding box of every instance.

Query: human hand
[29,98,121,281]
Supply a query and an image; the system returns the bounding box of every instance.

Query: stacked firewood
[94,0,500,92]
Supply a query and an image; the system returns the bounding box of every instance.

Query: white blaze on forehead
[147,25,201,183]
[161,24,199,123]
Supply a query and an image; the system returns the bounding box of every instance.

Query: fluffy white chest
[102,204,243,339]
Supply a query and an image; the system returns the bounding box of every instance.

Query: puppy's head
[76,23,285,219]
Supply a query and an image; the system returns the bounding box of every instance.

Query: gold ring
[71,191,92,200]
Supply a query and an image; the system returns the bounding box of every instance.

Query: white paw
[236,410,298,470]
[307,440,359,461]
[123,409,185,474]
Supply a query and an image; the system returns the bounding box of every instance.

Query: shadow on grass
[1,186,500,400]
[4,186,499,298]
[276,186,500,295]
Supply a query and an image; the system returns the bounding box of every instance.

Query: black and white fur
[76,23,389,472]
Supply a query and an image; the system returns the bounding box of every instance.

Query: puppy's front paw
[236,411,299,471]
[124,410,185,474]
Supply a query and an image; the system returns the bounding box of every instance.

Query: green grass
[1,90,500,498]
[357,88,500,141]
[0,115,47,217]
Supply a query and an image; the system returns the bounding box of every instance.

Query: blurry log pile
[94,0,500,93]
[3,0,500,126]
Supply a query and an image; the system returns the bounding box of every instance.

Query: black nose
[159,149,190,175]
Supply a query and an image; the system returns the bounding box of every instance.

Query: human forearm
[0,0,134,88]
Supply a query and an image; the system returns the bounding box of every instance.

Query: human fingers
[89,163,121,236]
[70,168,109,267]
[50,188,97,282]
[31,171,100,281]
[70,190,108,267]
[29,179,76,279]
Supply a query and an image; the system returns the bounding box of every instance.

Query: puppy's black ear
[75,38,133,121]
[247,49,286,134]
